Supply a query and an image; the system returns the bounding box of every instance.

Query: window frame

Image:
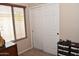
[0,3,27,42]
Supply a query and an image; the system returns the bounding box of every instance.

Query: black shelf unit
[57,40,79,56]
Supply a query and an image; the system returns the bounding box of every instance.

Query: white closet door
[29,4,59,55]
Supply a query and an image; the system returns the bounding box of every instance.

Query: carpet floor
[19,48,54,56]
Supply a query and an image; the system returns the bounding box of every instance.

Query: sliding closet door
[29,4,59,55]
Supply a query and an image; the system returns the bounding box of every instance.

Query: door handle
[57,33,59,35]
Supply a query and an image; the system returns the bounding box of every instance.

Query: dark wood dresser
[0,42,18,56]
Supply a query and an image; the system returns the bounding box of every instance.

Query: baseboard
[18,46,33,55]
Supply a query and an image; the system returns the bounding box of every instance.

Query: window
[0,5,15,42]
[0,4,27,42]
[13,7,26,40]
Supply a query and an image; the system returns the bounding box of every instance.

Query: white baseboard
[18,46,33,55]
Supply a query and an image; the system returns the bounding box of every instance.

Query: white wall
[15,3,79,55]
[60,3,79,42]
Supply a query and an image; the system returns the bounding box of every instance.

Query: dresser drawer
[0,44,18,56]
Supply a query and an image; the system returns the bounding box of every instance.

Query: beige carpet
[19,48,54,56]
